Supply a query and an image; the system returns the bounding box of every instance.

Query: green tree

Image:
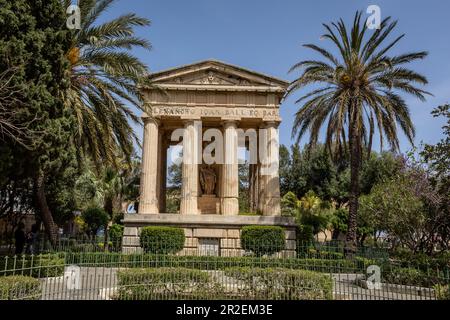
[281,191,332,240]
[81,207,109,238]
[360,151,403,195]
[421,104,450,182]
[62,0,152,166]
[279,145,292,195]
[359,161,448,253]
[0,0,74,243]
[238,162,250,213]
[0,67,29,144]
[287,12,429,252]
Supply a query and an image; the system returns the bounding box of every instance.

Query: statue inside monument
[200,165,216,195]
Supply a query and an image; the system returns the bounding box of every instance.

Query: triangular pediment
[147,60,288,89]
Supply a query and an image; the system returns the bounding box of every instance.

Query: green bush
[224,267,333,300]
[434,284,450,300]
[391,250,450,271]
[304,248,344,260]
[0,276,41,300]
[139,226,185,254]
[109,224,124,250]
[64,252,368,273]
[116,268,224,300]
[0,255,65,278]
[241,226,285,256]
[382,267,446,287]
[66,243,101,253]
[82,207,109,236]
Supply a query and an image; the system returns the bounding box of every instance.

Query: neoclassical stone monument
[122,60,296,256]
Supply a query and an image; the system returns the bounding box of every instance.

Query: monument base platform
[122,214,297,257]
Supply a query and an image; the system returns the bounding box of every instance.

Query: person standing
[14,223,26,255]
[26,224,39,255]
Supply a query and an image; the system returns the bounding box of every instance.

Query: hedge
[0,276,41,300]
[108,224,124,251]
[63,252,374,273]
[382,266,448,287]
[115,268,224,300]
[139,226,185,254]
[115,267,333,300]
[224,267,333,300]
[241,226,285,256]
[0,255,65,278]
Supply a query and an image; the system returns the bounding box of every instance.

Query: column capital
[222,119,239,128]
[261,121,280,129]
[142,115,160,126]
[183,119,198,126]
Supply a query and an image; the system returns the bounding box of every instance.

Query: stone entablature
[147,106,280,121]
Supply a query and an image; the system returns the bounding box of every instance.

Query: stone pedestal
[122,214,297,257]
[198,195,220,214]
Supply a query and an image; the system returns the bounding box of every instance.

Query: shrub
[391,250,450,271]
[241,226,285,256]
[63,252,368,273]
[109,224,124,251]
[224,267,333,300]
[116,268,224,300]
[0,276,41,300]
[82,207,110,236]
[139,226,185,254]
[434,284,450,300]
[381,267,445,287]
[304,248,344,260]
[0,255,65,278]
[67,243,101,253]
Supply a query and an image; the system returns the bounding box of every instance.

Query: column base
[221,198,239,215]
[260,197,281,216]
[180,198,199,215]
[138,201,159,214]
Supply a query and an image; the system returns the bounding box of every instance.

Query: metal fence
[1,240,448,300]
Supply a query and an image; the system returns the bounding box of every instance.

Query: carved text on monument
[150,106,280,120]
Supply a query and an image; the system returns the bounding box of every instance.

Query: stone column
[221,120,239,215]
[258,121,281,216]
[157,132,167,212]
[180,120,200,214]
[138,117,159,214]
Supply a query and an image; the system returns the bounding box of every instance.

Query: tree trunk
[34,172,58,246]
[103,198,113,251]
[345,106,361,257]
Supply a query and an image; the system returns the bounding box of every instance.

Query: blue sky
[100,0,450,153]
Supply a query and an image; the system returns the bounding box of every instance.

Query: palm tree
[37,0,151,244]
[287,12,429,254]
[63,0,151,165]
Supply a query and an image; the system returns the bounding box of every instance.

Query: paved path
[38,267,436,300]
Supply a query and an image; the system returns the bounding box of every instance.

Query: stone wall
[122,214,297,258]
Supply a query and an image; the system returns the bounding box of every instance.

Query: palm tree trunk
[34,172,58,246]
[346,108,361,257]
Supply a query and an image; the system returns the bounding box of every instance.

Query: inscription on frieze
[150,106,280,120]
